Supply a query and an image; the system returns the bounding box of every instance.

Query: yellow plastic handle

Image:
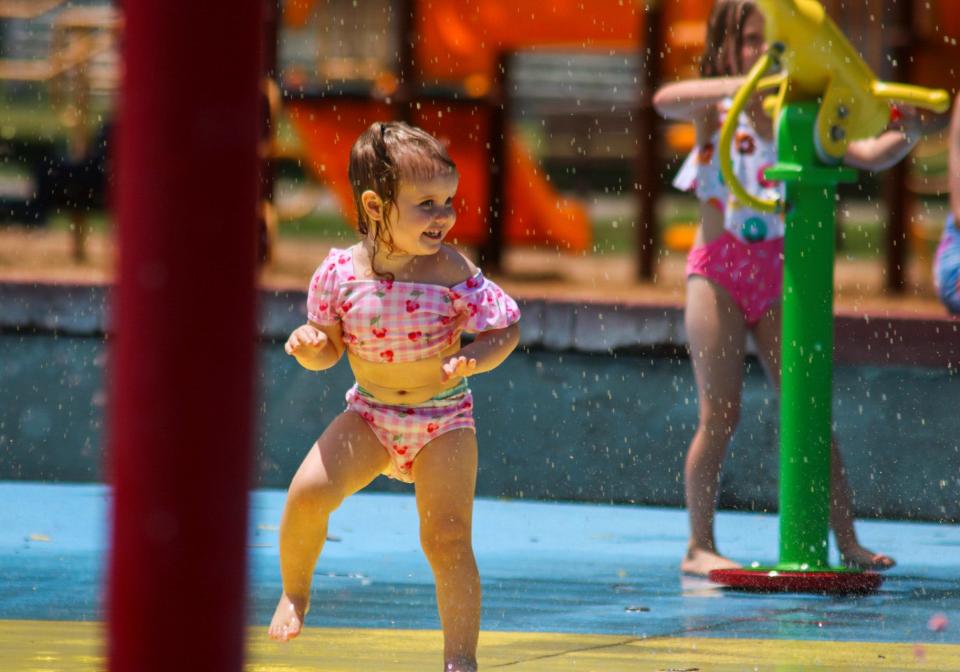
[870,81,951,114]
[757,71,786,92]
[718,50,782,214]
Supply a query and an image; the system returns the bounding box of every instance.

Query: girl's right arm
[285,321,345,371]
[653,77,745,122]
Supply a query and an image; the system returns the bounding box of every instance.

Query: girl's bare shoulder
[433,244,478,286]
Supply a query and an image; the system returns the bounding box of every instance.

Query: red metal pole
[108,2,263,671]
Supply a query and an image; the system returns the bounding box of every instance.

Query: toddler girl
[268,121,521,672]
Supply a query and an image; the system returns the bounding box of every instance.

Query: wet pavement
[2,481,957,648]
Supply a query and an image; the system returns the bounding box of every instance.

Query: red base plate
[708,568,883,594]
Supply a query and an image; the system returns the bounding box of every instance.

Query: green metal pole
[765,103,856,571]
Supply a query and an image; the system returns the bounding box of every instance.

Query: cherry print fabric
[345,384,475,483]
[306,247,521,364]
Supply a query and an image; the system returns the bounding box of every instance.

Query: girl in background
[653,0,918,576]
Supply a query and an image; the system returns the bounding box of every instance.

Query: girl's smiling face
[369,172,459,256]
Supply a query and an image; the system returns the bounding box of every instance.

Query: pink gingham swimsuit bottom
[686,231,784,325]
[345,379,475,483]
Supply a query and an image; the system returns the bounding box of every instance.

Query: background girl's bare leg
[414,429,480,671]
[828,446,894,569]
[751,308,894,570]
[269,411,389,641]
[683,276,748,575]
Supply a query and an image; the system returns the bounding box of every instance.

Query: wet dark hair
[700,0,758,78]
[348,121,457,276]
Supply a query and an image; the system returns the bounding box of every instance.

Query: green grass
[837,221,885,258]
[591,196,950,259]
[26,202,936,261]
[0,91,110,145]
[40,209,350,241]
[279,211,352,240]
[46,212,111,232]
[0,104,65,143]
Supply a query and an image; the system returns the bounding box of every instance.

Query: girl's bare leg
[751,308,894,570]
[413,429,480,671]
[828,447,895,569]
[268,411,390,641]
[682,276,748,576]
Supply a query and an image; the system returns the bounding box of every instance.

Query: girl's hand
[285,325,328,356]
[441,355,477,381]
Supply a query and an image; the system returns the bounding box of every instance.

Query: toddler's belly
[348,342,463,405]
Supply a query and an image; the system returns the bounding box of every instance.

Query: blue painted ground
[1,482,957,645]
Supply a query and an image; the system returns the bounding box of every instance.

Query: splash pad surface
[2,483,958,670]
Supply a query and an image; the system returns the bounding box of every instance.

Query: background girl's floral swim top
[307,247,521,363]
[934,213,960,314]
[672,98,785,244]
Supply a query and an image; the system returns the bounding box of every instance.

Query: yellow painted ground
[3,620,957,671]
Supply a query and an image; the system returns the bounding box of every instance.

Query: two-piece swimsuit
[306,246,521,482]
[934,212,960,314]
[673,99,785,325]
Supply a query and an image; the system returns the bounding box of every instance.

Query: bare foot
[681,545,741,577]
[839,544,896,571]
[268,593,309,641]
[445,657,478,672]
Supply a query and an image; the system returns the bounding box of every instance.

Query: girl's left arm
[443,323,520,380]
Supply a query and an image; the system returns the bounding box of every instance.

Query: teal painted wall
[2,333,957,521]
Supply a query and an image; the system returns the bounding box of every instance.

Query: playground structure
[0,0,957,283]
[708,0,949,593]
[281,1,631,269]
[0,1,119,261]
[278,0,755,273]
[277,0,960,284]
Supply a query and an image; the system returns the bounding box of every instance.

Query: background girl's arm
[844,109,921,171]
[442,323,520,381]
[949,94,960,221]
[843,131,918,171]
[286,321,345,371]
[652,77,745,122]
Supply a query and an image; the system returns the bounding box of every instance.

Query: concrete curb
[2,280,957,366]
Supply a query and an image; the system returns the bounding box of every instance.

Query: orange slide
[287,0,708,81]
[287,100,590,251]
[282,0,713,251]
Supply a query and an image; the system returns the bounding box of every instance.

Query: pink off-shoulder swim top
[306,246,521,364]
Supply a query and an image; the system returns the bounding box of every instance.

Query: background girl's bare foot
[839,543,896,571]
[445,656,478,672]
[681,545,741,577]
[268,593,309,641]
